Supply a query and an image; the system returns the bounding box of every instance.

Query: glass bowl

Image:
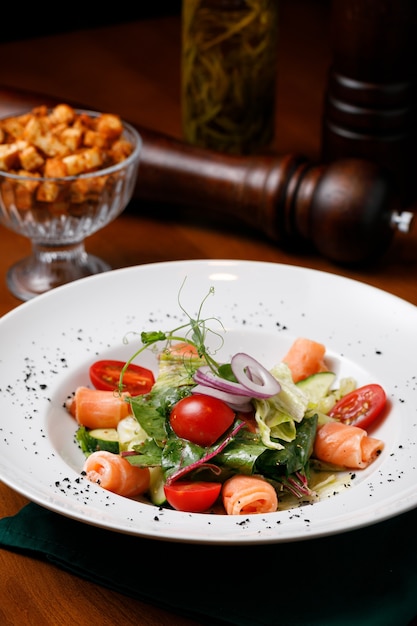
[0,106,142,301]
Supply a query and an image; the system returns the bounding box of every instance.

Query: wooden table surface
[0,2,416,624]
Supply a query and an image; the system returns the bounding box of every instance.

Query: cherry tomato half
[89,360,155,396]
[170,394,235,447]
[164,481,222,512]
[328,383,386,430]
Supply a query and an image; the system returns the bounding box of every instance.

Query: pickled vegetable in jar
[181,0,279,155]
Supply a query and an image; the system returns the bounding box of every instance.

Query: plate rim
[1,258,416,545]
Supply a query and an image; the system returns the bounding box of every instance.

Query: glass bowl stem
[7,240,111,301]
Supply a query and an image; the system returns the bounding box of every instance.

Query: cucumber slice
[296,372,336,404]
[88,428,120,454]
[148,466,166,506]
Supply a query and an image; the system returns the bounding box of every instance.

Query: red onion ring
[231,353,281,398]
[191,384,253,413]
[193,365,254,397]
[193,353,281,401]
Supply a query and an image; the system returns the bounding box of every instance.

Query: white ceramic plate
[0,259,416,544]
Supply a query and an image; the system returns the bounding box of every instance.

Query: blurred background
[1,2,183,42]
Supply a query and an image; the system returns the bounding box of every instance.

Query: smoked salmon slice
[222,474,278,515]
[66,386,132,429]
[163,342,199,358]
[282,337,328,383]
[313,421,384,469]
[82,450,150,497]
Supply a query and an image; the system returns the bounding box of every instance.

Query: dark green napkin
[1,502,416,626]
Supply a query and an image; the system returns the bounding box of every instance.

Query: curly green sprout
[117,279,233,394]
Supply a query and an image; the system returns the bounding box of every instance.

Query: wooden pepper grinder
[136,127,413,266]
[322,0,417,204]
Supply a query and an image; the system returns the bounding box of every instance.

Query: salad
[67,286,387,515]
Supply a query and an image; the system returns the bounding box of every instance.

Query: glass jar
[181,0,279,155]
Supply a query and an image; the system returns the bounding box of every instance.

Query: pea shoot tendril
[117,280,225,393]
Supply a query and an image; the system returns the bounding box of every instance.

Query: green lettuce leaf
[255,414,318,478]
[253,362,310,449]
